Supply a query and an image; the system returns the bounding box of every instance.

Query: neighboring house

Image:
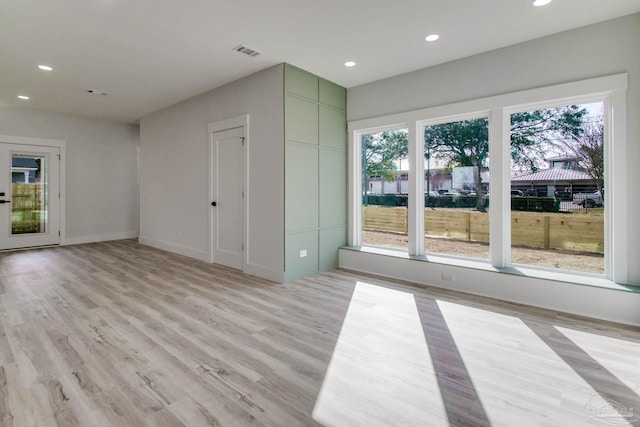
[367,155,596,198]
[367,168,453,194]
[11,157,39,183]
[368,167,489,195]
[511,156,597,197]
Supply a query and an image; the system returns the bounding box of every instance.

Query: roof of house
[12,158,39,169]
[512,168,593,182]
[545,155,579,162]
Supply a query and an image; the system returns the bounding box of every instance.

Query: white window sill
[342,245,639,294]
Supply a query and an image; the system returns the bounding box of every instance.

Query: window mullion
[408,123,424,256]
[489,109,510,267]
[348,130,362,247]
[609,90,627,283]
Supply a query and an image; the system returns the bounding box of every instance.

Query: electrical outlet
[442,273,455,282]
[299,250,307,258]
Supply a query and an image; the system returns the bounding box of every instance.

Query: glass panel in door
[11,153,48,235]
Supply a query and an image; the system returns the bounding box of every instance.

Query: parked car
[511,190,524,196]
[437,189,459,195]
[426,191,440,197]
[573,191,603,207]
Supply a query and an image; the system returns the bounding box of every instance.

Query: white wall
[0,106,139,243]
[139,65,285,281]
[344,14,640,325]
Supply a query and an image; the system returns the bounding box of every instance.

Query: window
[349,74,627,285]
[510,102,605,274]
[423,117,490,260]
[361,128,409,251]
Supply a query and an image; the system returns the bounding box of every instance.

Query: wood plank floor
[0,239,639,426]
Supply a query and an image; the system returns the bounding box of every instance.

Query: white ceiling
[2,0,639,124]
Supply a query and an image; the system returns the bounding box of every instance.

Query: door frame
[207,115,249,269]
[0,135,66,247]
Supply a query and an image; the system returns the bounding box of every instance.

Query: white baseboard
[138,237,284,283]
[244,262,285,283]
[138,236,209,262]
[64,231,139,246]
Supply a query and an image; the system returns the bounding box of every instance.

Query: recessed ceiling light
[425,34,440,42]
[533,0,552,6]
[344,61,356,68]
[37,65,53,71]
[17,95,30,100]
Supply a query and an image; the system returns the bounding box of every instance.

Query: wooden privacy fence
[363,206,604,254]
[363,206,408,234]
[11,183,44,234]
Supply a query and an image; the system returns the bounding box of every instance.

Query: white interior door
[0,143,60,250]
[210,127,244,270]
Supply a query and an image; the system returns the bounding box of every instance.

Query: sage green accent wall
[284,64,347,282]
[285,97,318,145]
[285,144,318,231]
[286,230,319,281]
[285,68,319,102]
[319,225,346,271]
[319,149,346,228]
[319,79,347,109]
[319,106,346,150]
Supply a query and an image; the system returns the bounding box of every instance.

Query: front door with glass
[0,143,60,250]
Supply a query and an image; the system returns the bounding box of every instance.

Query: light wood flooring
[0,239,639,426]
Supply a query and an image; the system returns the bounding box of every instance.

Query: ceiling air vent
[233,45,261,57]
[86,89,109,96]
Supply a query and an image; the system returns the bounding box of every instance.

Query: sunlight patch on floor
[555,326,640,393]
[435,300,626,426]
[312,282,448,426]
[312,282,639,426]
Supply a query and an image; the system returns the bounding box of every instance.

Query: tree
[423,106,588,211]
[510,105,587,174]
[559,120,605,198]
[362,130,408,194]
[362,107,588,209]
[424,118,489,210]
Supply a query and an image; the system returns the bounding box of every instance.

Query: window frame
[350,123,409,251]
[348,73,628,284]
[358,125,412,253]
[419,112,492,260]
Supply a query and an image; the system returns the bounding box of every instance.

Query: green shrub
[363,194,407,206]
[511,197,560,212]
[364,194,557,212]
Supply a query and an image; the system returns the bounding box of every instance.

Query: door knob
[211,201,217,206]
